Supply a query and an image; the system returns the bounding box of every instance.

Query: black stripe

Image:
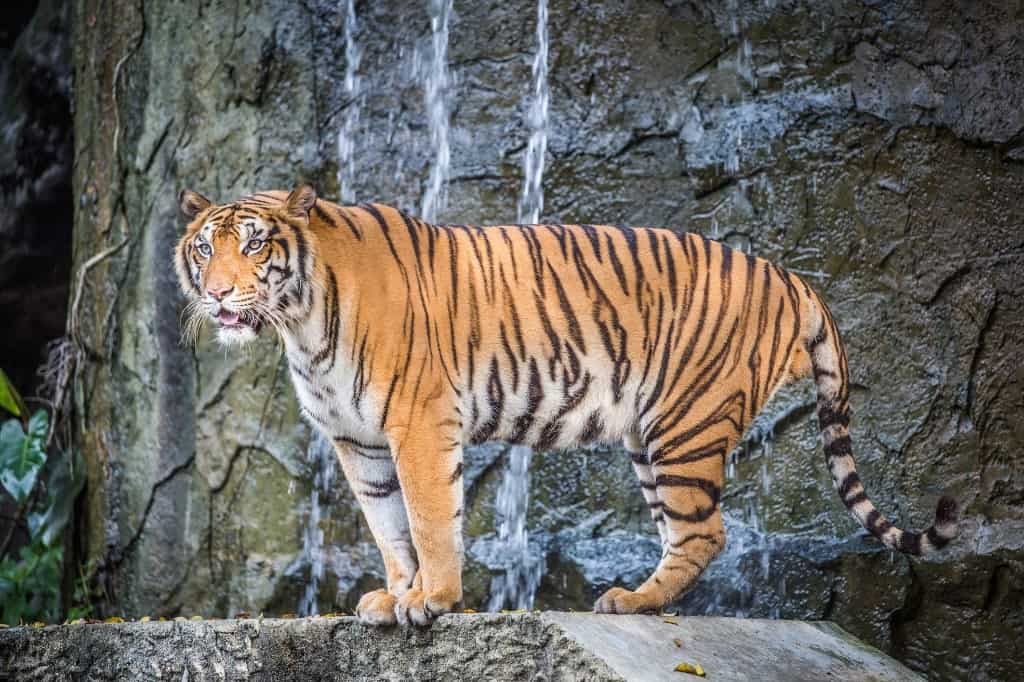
[290,218,310,305]
[825,435,852,459]
[651,439,728,468]
[926,526,950,549]
[470,357,505,444]
[379,374,399,430]
[605,232,629,295]
[844,490,868,507]
[336,208,363,240]
[656,476,721,523]
[670,533,719,549]
[449,461,463,484]
[580,224,603,261]
[898,531,921,555]
[509,357,542,443]
[817,405,850,428]
[362,475,401,498]
[837,471,861,500]
[333,436,389,451]
[312,201,338,229]
[548,262,586,353]
[579,411,603,443]
[647,229,662,273]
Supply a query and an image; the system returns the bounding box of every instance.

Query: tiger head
[174,184,318,346]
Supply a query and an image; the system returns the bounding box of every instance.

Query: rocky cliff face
[0,0,73,396]
[70,1,1023,680]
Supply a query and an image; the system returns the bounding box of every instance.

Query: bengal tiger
[174,184,958,626]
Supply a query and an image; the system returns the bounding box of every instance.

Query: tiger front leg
[389,428,464,626]
[333,442,418,626]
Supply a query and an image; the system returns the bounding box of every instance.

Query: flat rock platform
[0,612,923,680]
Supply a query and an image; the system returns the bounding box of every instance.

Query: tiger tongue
[217,309,241,326]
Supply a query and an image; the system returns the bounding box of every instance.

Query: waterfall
[486,0,550,612]
[517,0,549,224]
[420,0,453,222]
[487,445,545,611]
[297,434,337,616]
[336,0,362,204]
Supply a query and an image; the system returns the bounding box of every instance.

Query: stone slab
[541,613,923,681]
[0,613,923,681]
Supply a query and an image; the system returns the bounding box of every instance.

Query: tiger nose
[207,285,234,301]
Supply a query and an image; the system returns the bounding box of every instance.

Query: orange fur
[174,186,958,625]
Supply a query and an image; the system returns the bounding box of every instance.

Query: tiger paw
[594,586,660,614]
[356,588,398,626]
[394,587,458,626]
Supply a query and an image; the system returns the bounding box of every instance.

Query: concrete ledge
[0,613,922,681]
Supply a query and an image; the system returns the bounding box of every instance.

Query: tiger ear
[283,184,317,219]
[179,189,212,220]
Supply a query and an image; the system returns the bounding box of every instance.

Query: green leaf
[31,449,85,546]
[0,368,27,419]
[0,411,48,504]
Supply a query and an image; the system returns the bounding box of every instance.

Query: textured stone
[0,613,921,681]
[68,2,1024,680]
[0,0,72,395]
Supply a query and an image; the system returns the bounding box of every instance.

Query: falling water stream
[420,0,453,222]
[308,0,816,619]
[517,0,549,225]
[336,0,362,203]
[486,0,550,612]
[297,434,337,616]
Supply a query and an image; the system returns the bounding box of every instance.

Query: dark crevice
[888,561,924,662]
[0,0,74,398]
[114,454,197,566]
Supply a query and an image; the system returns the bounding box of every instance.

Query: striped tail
[807,295,958,555]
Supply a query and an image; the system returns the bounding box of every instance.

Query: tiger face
[174,186,318,346]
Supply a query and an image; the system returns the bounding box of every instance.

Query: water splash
[336,0,362,204]
[517,0,550,224]
[487,445,546,610]
[420,0,453,222]
[297,433,337,616]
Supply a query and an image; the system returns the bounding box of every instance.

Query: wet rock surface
[0,613,920,681]
[69,1,1023,680]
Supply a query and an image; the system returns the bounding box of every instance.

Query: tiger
[174,184,959,626]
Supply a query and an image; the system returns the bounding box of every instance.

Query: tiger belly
[460,351,638,451]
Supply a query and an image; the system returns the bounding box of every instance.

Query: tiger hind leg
[624,430,669,551]
[596,426,728,614]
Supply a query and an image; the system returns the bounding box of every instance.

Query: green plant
[67,560,97,621]
[0,368,85,624]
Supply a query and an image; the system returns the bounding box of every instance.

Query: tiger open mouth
[215,308,264,334]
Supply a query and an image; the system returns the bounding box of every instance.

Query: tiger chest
[285,350,383,447]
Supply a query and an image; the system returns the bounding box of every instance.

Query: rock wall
[70,1,1023,680]
[0,0,73,396]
